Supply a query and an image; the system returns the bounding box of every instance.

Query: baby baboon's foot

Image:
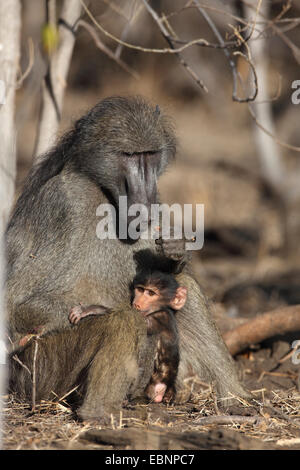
[148,383,167,403]
[162,386,176,404]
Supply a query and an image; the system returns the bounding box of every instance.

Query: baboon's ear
[169,287,187,310]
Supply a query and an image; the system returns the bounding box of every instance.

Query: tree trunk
[34,0,82,157]
[244,1,288,255]
[245,1,284,187]
[0,0,22,448]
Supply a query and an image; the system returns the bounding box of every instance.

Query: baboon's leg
[9,294,73,342]
[77,346,139,421]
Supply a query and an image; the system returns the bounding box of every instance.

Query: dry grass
[3,380,300,450]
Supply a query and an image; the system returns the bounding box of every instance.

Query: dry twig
[16,37,35,88]
[194,414,264,426]
[81,1,232,55]
[247,104,300,152]
[141,0,207,92]
[31,337,39,412]
[77,20,139,79]
[193,0,258,102]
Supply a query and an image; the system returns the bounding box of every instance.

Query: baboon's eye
[146,289,157,297]
[122,151,160,158]
[135,286,144,293]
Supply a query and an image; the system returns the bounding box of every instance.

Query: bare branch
[57,385,79,403]
[246,0,263,42]
[193,1,238,102]
[224,305,300,356]
[233,51,258,102]
[99,0,129,21]
[11,355,31,376]
[191,1,258,102]
[242,0,300,64]
[81,0,223,55]
[254,73,282,104]
[141,0,207,92]
[154,34,243,51]
[77,20,139,80]
[115,0,142,60]
[255,0,291,39]
[31,338,39,412]
[194,415,264,425]
[16,37,35,88]
[247,104,300,152]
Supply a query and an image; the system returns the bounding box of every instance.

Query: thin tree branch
[193,0,239,102]
[253,73,282,104]
[31,337,39,412]
[165,1,300,38]
[247,103,300,152]
[115,0,142,60]
[194,415,264,425]
[99,0,129,21]
[242,0,300,64]
[254,0,291,39]
[77,20,139,80]
[80,0,228,55]
[16,37,35,88]
[141,0,207,92]
[163,30,243,50]
[233,51,258,102]
[12,354,31,376]
[192,0,259,102]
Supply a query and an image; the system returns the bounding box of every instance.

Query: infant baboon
[132,265,187,403]
[68,251,187,404]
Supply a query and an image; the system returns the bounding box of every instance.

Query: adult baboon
[6,96,250,414]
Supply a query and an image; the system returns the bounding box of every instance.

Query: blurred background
[16,0,300,319]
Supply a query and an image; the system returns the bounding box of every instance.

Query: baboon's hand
[69,304,111,324]
[69,305,85,324]
[155,228,192,270]
[18,334,36,347]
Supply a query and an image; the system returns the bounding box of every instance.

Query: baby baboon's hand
[69,305,84,324]
[69,304,111,324]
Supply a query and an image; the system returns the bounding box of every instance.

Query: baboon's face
[133,284,163,314]
[76,96,176,233]
[133,282,187,315]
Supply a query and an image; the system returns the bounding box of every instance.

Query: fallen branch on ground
[223,305,300,356]
[194,415,264,426]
